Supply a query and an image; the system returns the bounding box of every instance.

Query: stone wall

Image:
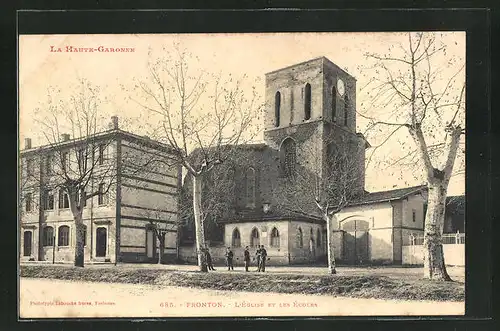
[402,244,465,266]
[178,219,328,266]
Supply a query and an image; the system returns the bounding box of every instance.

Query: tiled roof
[218,208,323,224]
[348,185,428,207]
[20,129,176,156]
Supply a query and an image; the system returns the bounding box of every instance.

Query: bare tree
[135,198,187,265]
[181,153,241,245]
[274,134,366,274]
[26,79,152,267]
[359,32,465,280]
[146,218,177,265]
[131,45,261,272]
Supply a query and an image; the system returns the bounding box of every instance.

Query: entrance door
[342,220,369,264]
[355,230,369,263]
[96,227,107,257]
[23,231,32,256]
[146,228,155,259]
[343,231,356,263]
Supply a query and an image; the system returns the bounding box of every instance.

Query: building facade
[180,57,463,266]
[19,117,181,264]
[20,57,464,267]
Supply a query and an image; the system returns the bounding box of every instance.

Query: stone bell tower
[263,57,369,194]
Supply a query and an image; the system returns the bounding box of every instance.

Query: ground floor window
[43,226,54,246]
[58,225,70,246]
[270,227,280,247]
[251,227,260,247]
[297,227,303,248]
[232,228,241,247]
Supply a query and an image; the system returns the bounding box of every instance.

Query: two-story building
[19,117,181,264]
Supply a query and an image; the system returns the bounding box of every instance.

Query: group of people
[203,245,268,272]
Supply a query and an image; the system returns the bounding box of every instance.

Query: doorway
[96,227,107,257]
[23,231,32,257]
[342,219,369,264]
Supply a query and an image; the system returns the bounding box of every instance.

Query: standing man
[225,247,234,271]
[260,245,268,272]
[243,246,251,272]
[255,246,262,272]
[205,247,216,271]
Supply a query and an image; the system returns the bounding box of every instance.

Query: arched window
[316,228,321,248]
[270,227,280,247]
[251,227,260,247]
[304,83,311,120]
[232,228,241,247]
[297,227,303,248]
[281,138,296,178]
[43,226,54,246]
[344,94,349,126]
[58,225,70,247]
[245,167,256,206]
[332,86,337,122]
[275,91,281,127]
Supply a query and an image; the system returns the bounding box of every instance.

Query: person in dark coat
[205,248,216,271]
[260,245,268,272]
[225,247,234,271]
[243,246,251,272]
[255,246,262,272]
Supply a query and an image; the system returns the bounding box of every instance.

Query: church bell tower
[263,57,369,194]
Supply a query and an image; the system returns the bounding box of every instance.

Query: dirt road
[19,278,464,318]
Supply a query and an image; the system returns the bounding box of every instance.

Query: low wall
[402,244,465,266]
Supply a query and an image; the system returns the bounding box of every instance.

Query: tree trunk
[325,214,336,274]
[423,182,452,281]
[74,214,85,267]
[158,240,164,265]
[192,176,208,272]
[156,232,165,264]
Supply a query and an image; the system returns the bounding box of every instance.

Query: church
[179,57,442,266]
[19,56,463,266]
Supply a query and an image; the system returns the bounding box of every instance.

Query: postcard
[18,31,465,319]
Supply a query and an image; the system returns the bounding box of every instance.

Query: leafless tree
[131,45,262,272]
[359,32,465,280]
[274,133,366,274]
[180,151,247,245]
[144,213,178,265]
[24,78,153,267]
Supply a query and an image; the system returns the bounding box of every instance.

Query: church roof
[348,185,428,207]
[219,207,324,225]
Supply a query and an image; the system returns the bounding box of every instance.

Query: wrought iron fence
[409,231,465,246]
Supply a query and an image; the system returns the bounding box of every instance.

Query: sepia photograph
[18,32,466,318]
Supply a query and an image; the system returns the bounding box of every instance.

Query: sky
[18,32,465,196]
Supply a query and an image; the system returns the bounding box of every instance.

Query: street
[20,278,464,318]
[20,262,466,282]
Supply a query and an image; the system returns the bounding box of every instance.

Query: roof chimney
[110,116,119,130]
[24,138,32,150]
[61,134,70,142]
